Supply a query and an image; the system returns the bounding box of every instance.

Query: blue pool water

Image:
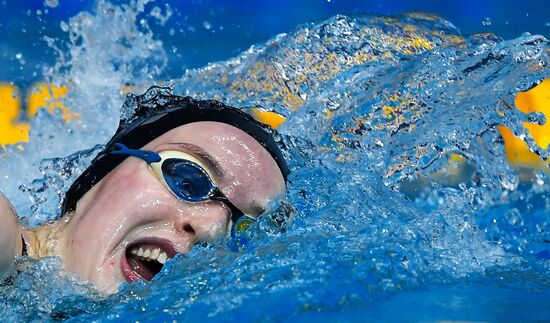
[0,1,549,321]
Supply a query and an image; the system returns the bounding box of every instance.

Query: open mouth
[121,238,178,282]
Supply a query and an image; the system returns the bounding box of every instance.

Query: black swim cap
[61,86,289,214]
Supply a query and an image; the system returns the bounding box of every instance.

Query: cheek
[85,169,148,217]
[68,166,161,252]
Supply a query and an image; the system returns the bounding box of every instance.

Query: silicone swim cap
[61,86,289,214]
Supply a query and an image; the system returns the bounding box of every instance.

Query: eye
[161,159,216,202]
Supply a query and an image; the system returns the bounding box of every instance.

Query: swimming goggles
[111,143,255,235]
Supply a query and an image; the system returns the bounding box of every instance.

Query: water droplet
[505,208,524,226]
[60,21,69,32]
[149,5,172,25]
[44,0,58,8]
[482,17,492,26]
[203,21,212,30]
[15,53,26,65]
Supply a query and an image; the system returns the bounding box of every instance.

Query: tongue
[127,255,157,281]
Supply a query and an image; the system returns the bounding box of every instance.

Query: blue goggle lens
[161,158,216,202]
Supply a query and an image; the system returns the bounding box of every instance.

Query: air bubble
[60,21,69,32]
[505,208,524,226]
[15,53,25,65]
[44,0,58,8]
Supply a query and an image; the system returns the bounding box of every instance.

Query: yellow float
[498,79,550,171]
[0,84,29,148]
[0,82,73,149]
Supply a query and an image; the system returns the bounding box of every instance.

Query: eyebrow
[164,142,225,180]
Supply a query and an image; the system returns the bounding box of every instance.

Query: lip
[120,237,178,282]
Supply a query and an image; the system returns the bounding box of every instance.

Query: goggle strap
[111,143,161,163]
[209,191,245,224]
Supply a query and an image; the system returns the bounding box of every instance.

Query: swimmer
[0,87,288,293]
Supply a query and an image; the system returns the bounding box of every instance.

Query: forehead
[143,121,271,160]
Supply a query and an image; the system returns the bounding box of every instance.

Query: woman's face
[57,121,286,293]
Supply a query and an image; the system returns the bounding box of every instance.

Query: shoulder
[0,194,21,276]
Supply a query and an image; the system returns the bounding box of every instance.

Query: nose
[174,201,231,245]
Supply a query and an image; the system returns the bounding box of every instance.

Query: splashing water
[0,0,167,223]
[0,1,549,321]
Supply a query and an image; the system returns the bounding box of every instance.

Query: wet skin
[22,121,286,293]
[0,195,21,277]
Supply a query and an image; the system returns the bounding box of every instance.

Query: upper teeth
[130,246,168,264]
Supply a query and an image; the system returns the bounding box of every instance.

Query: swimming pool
[0,1,549,321]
